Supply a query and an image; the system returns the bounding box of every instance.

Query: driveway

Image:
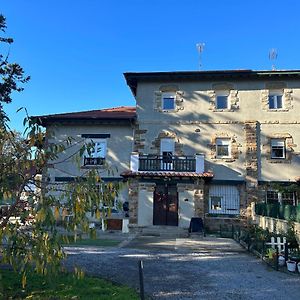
[64,236,300,299]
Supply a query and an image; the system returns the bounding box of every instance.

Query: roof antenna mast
[269,48,278,70]
[196,43,205,70]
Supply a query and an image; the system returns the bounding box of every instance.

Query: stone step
[138,226,189,238]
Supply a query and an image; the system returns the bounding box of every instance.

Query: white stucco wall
[134,79,300,183]
[178,190,194,228]
[137,185,154,226]
[46,123,133,180]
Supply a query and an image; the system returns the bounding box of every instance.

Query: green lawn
[0,268,139,300]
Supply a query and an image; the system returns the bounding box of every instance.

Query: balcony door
[153,184,178,226]
[160,138,175,171]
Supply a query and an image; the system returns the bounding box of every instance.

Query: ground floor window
[266,190,297,206]
[209,185,240,215]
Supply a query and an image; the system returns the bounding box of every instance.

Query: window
[266,190,297,206]
[216,138,231,158]
[282,192,296,205]
[210,196,222,211]
[162,92,175,110]
[209,185,240,214]
[269,90,283,109]
[84,139,107,166]
[266,191,279,204]
[271,139,285,159]
[216,91,229,109]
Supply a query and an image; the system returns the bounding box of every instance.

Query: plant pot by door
[286,260,296,272]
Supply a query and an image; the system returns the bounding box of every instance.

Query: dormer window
[162,92,176,110]
[269,90,283,109]
[216,91,229,109]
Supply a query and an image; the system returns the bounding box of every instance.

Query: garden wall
[251,203,300,242]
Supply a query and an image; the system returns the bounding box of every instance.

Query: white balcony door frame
[160,138,175,171]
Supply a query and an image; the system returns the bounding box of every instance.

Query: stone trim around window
[150,130,184,155]
[207,83,239,112]
[261,84,293,111]
[154,85,184,112]
[209,132,241,162]
[264,133,296,164]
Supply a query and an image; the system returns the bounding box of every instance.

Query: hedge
[255,203,300,222]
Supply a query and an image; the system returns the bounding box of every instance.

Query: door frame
[153,183,178,226]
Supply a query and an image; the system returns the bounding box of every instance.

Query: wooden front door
[153,184,178,226]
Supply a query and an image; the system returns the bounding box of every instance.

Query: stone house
[37,70,300,232]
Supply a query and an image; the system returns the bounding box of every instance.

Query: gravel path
[64,236,300,299]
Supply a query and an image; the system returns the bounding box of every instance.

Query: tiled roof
[124,69,300,96]
[121,170,214,178]
[33,106,136,126]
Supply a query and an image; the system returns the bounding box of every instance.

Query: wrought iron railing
[138,155,196,172]
[84,157,105,166]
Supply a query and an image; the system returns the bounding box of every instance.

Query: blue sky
[2,0,300,132]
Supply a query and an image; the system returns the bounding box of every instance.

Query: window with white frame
[271,139,285,159]
[209,185,240,214]
[161,92,176,110]
[269,90,283,109]
[216,138,231,158]
[266,190,297,206]
[216,91,229,109]
[84,139,107,166]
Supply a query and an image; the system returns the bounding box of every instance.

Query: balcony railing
[84,157,105,166]
[138,155,196,172]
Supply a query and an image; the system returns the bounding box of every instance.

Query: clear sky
[2,0,300,132]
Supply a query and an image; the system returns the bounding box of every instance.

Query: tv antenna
[269,48,278,70]
[196,43,205,70]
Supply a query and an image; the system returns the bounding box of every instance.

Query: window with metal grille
[266,191,279,204]
[209,185,240,215]
[266,190,297,206]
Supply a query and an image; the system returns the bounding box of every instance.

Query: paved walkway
[64,236,300,299]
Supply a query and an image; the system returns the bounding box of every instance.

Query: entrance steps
[133,225,190,238]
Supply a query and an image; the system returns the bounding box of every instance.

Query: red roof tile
[121,170,214,178]
[33,106,136,126]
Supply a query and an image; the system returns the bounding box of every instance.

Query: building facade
[123,70,300,231]
[38,70,300,232]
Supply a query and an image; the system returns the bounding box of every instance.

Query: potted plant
[286,260,297,272]
[278,255,285,267]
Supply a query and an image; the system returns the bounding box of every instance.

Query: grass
[0,268,139,300]
[62,237,121,247]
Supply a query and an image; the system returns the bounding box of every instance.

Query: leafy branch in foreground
[0,14,122,287]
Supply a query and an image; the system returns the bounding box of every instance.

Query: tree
[0,15,121,288]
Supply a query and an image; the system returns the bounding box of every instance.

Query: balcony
[84,157,105,166]
[130,153,205,173]
[139,155,196,172]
